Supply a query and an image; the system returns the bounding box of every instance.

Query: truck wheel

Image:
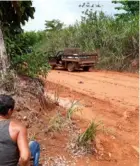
[67,63,75,72]
[51,65,55,70]
[83,66,90,71]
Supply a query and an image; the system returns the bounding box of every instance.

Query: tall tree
[79,2,102,50]
[45,19,64,31]
[0,1,35,80]
[112,0,139,18]
[0,1,35,35]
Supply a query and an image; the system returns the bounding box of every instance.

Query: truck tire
[67,63,75,72]
[83,66,90,71]
[51,65,55,70]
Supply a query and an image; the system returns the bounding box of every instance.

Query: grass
[67,120,102,156]
[66,100,80,120]
[54,88,60,104]
[47,112,65,132]
[77,120,101,146]
[53,83,63,104]
[46,100,81,133]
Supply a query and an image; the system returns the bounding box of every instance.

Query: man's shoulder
[9,120,27,142]
[10,119,26,131]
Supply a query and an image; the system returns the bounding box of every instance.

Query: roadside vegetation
[1,1,138,79]
[34,1,139,72]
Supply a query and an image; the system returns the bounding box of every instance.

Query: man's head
[0,94,15,117]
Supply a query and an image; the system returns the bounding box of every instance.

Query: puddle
[46,92,96,121]
[47,92,84,110]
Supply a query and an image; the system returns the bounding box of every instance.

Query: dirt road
[46,70,139,166]
[47,70,138,110]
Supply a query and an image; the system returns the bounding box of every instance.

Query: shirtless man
[0,94,40,166]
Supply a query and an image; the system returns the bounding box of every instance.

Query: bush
[5,10,139,73]
[39,12,139,72]
[12,50,50,78]
[4,30,50,77]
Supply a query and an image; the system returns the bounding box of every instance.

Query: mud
[45,70,139,166]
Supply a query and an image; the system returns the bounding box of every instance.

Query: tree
[0,1,35,80]
[112,0,139,18]
[79,2,102,50]
[0,1,35,35]
[45,19,64,31]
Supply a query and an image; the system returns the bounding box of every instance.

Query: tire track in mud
[47,70,138,110]
[55,71,138,90]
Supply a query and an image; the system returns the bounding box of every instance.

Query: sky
[23,0,121,31]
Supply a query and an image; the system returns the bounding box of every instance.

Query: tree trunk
[0,28,9,81]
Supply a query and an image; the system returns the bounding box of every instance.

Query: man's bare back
[0,95,40,166]
[9,120,30,166]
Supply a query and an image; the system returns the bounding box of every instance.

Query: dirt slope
[46,70,139,166]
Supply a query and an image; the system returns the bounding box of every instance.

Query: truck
[48,48,98,72]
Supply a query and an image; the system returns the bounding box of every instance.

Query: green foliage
[0,1,35,35]
[4,30,50,78]
[0,1,50,79]
[112,0,139,19]
[45,19,64,31]
[5,31,45,58]
[39,9,138,71]
[0,1,49,78]
[79,3,103,49]
[77,121,100,146]
[66,101,79,120]
[47,111,72,132]
[2,1,138,75]
[11,49,50,78]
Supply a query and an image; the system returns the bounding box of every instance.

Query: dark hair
[0,95,15,116]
